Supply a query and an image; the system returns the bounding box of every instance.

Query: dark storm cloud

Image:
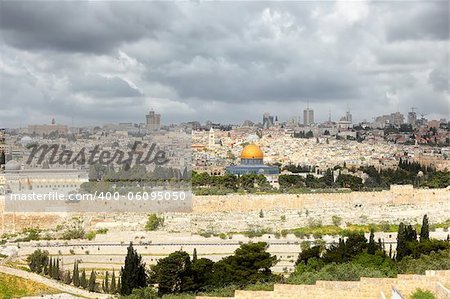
[0,2,179,54]
[0,1,448,127]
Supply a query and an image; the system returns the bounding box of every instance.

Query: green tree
[52,259,60,280]
[210,242,277,287]
[110,271,116,294]
[80,269,87,289]
[48,257,53,277]
[102,271,109,293]
[368,229,377,255]
[396,222,407,261]
[120,243,148,295]
[296,246,321,266]
[88,270,96,292]
[64,270,72,285]
[150,250,193,296]
[420,215,430,241]
[322,169,334,187]
[191,258,214,291]
[73,261,80,287]
[27,249,49,274]
[323,233,368,263]
[192,248,198,262]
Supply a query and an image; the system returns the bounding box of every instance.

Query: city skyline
[0,1,448,127]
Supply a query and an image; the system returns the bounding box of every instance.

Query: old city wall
[0,185,449,234]
[192,185,449,213]
[196,270,450,299]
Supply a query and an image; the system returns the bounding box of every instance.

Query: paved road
[0,265,110,299]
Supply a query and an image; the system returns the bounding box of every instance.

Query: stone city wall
[196,270,450,299]
[192,185,449,213]
[1,185,449,234]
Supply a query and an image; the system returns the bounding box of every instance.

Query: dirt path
[0,265,110,299]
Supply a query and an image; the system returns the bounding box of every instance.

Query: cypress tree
[420,214,430,241]
[193,248,198,262]
[110,271,116,294]
[389,244,392,259]
[405,225,417,242]
[378,238,383,251]
[73,261,80,287]
[80,269,87,289]
[120,242,147,295]
[88,270,96,292]
[48,257,53,277]
[367,229,376,255]
[55,259,60,280]
[117,277,121,293]
[51,259,57,279]
[103,271,109,293]
[396,222,407,261]
[64,270,72,284]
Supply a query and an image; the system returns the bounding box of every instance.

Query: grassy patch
[0,272,58,299]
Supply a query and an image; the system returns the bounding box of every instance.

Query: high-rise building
[262,113,274,129]
[146,110,161,131]
[303,106,314,126]
[373,112,405,128]
[345,110,352,123]
[408,112,417,126]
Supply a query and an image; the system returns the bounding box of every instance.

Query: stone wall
[192,185,449,213]
[163,185,450,233]
[195,270,450,299]
[1,185,449,234]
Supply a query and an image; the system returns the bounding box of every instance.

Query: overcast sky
[0,1,448,127]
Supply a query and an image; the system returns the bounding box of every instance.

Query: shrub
[145,214,164,231]
[410,289,436,299]
[332,216,342,227]
[397,249,450,274]
[289,260,391,285]
[85,231,96,241]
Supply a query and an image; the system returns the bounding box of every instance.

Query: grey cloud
[0,2,180,54]
[0,1,448,127]
[428,68,449,93]
[70,74,142,98]
[385,2,449,42]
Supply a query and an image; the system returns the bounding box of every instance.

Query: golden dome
[241,144,264,159]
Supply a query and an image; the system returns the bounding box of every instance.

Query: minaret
[208,127,215,148]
